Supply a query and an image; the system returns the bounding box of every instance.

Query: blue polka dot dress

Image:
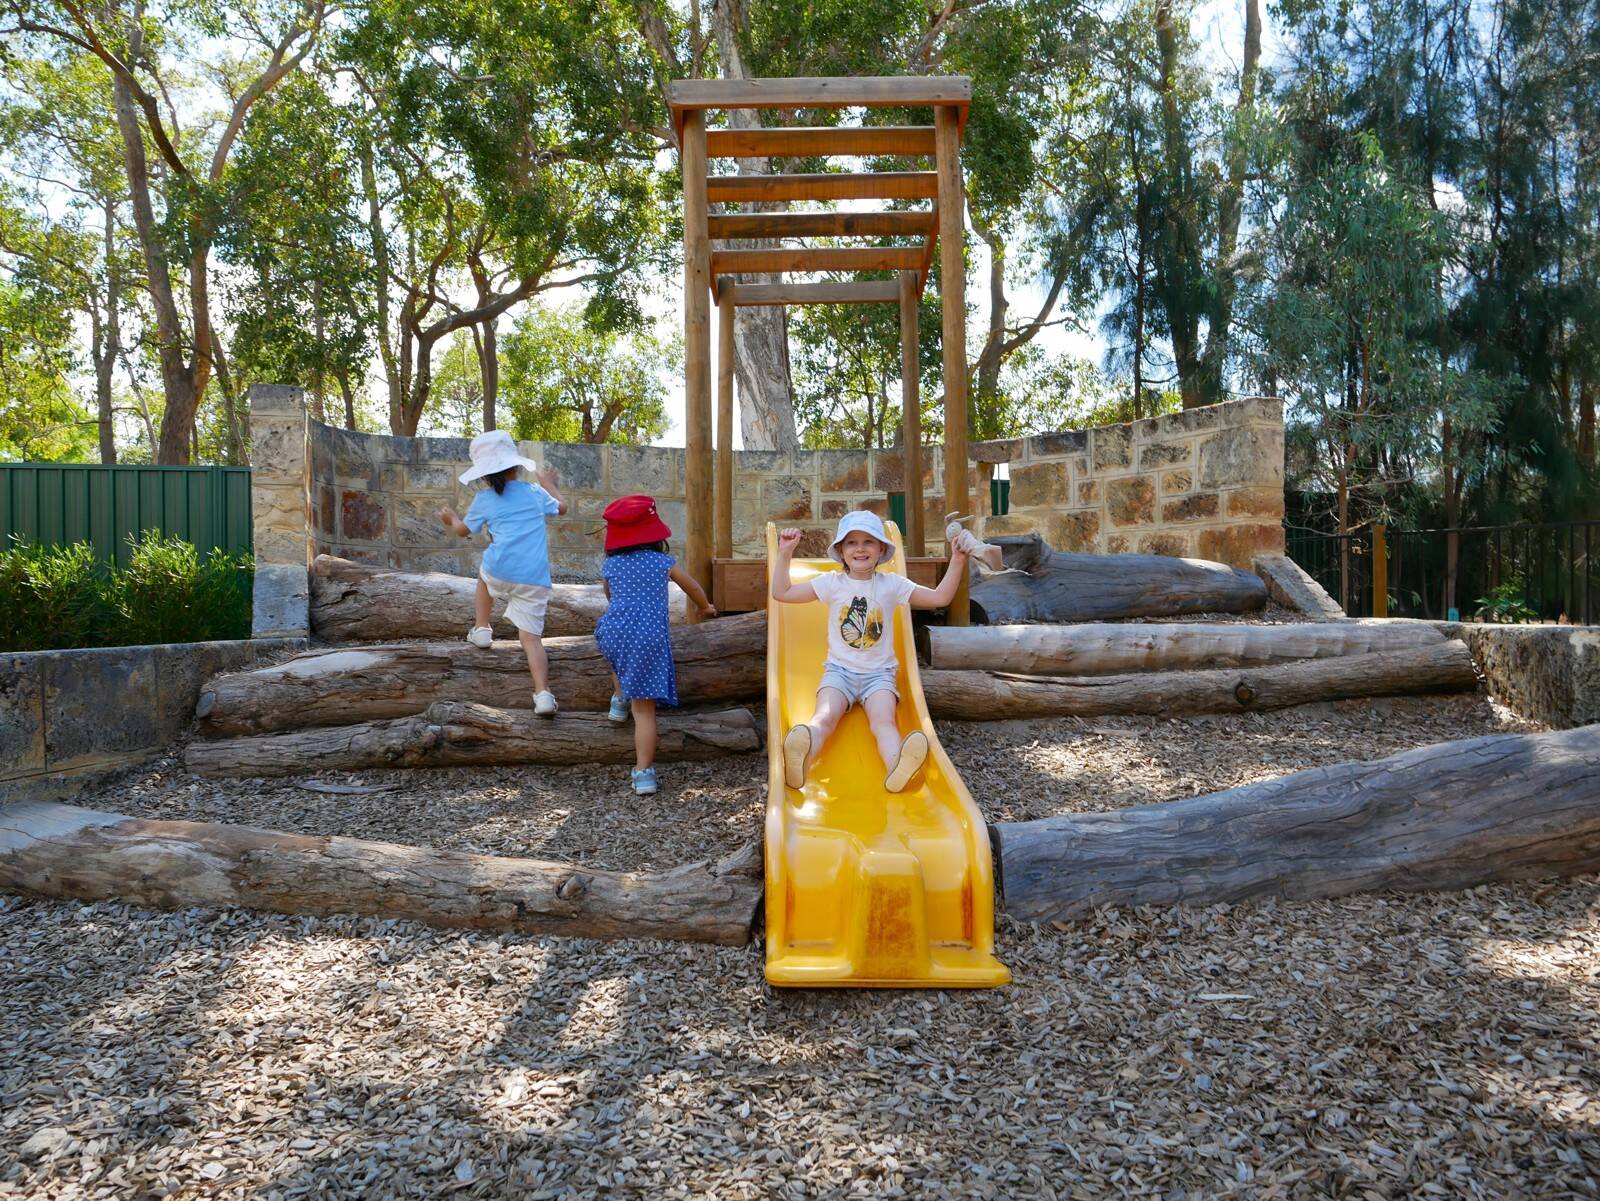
[596,549,678,706]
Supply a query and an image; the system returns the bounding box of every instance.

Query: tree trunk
[925,620,1446,675]
[994,724,1600,924]
[921,639,1477,721]
[480,314,499,432]
[309,555,687,641]
[96,197,120,465]
[197,611,767,737]
[711,0,800,452]
[968,534,1267,623]
[0,799,761,946]
[186,703,759,776]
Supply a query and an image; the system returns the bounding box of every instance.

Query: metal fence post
[1372,522,1388,618]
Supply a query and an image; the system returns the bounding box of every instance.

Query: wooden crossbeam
[705,125,937,159]
[669,76,971,114]
[712,247,926,276]
[708,211,934,240]
[706,172,938,204]
[725,281,901,307]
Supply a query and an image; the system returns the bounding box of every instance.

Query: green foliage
[500,305,672,444]
[0,270,94,462]
[0,533,253,651]
[1473,577,1539,625]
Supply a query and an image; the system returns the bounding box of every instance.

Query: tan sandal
[782,724,812,790]
[885,730,929,793]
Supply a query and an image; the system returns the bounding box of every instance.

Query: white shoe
[534,690,558,717]
[782,724,811,790]
[466,625,493,649]
[885,731,929,793]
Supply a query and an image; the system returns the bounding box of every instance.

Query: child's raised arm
[769,527,818,604]
[908,543,971,610]
[667,563,717,620]
[536,466,569,515]
[436,504,472,538]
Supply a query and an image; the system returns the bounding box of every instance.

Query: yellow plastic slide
[763,522,1010,988]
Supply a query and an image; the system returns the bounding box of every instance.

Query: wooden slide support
[196,611,767,738]
[969,534,1268,623]
[923,639,1478,720]
[186,704,761,777]
[924,620,1447,676]
[994,723,1600,923]
[0,799,762,946]
[309,555,686,642]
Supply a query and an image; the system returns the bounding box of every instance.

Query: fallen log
[197,611,766,737]
[308,554,686,642]
[0,799,762,946]
[925,620,1445,675]
[923,639,1477,720]
[186,703,761,777]
[970,534,1267,623]
[994,724,1600,923]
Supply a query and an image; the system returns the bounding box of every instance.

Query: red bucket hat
[602,494,672,551]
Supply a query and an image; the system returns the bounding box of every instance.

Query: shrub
[0,533,253,652]
[1473,576,1539,624]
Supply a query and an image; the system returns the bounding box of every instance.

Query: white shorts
[481,570,551,636]
[818,663,900,704]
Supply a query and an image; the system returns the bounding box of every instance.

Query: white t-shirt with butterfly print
[811,570,918,674]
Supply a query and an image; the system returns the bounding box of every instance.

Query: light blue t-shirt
[463,479,561,586]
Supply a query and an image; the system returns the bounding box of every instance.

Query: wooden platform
[713,558,948,613]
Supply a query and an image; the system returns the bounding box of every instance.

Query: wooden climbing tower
[666,76,974,624]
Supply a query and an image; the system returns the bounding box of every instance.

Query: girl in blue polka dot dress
[596,495,716,795]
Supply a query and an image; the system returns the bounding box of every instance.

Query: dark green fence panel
[0,463,252,565]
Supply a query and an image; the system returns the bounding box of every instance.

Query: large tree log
[995,724,1600,923]
[186,704,761,777]
[309,555,688,642]
[970,534,1267,623]
[0,799,762,945]
[923,639,1477,720]
[197,611,766,737]
[925,620,1446,675]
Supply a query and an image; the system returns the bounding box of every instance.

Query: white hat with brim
[828,510,895,565]
[459,429,538,485]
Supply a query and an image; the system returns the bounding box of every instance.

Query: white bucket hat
[459,429,537,484]
[827,510,895,565]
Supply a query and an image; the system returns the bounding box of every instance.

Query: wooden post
[683,110,713,616]
[899,270,925,556]
[1372,522,1388,618]
[716,281,735,563]
[935,105,969,624]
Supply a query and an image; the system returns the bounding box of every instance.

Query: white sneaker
[885,731,929,793]
[466,625,493,649]
[534,690,558,717]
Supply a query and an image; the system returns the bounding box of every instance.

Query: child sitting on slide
[771,511,971,794]
[436,429,567,716]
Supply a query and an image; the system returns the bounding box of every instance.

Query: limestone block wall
[972,397,1286,565]
[252,391,1285,581]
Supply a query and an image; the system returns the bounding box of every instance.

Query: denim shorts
[818,663,900,704]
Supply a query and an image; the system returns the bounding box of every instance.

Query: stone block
[794,527,833,558]
[765,476,814,520]
[1161,493,1219,523]
[406,463,458,494]
[1230,396,1284,425]
[1091,425,1134,471]
[872,449,935,491]
[818,450,869,493]
[0,654,46,778]
[971,437,1024,463]
[609,445,684,496]
[39,647,159,770]
[1105,535,1130,554]
[1226,486,1285,519]
[920,494,947,535]
[820,497,890,522]
[980,513,1041,537]
[1009,462,1069,509]
[310,439,335,485]
[406,549,470,577]
[541,441,603,491]
[1046,511,1101,553]
[255,527,310,566]
[331,544,389,567]
[390,495,455,548]
[249,384,306,415]
[1161,470,1193,495]
[1107,477,1156,526]
[1139,532,1192,557]
[735,450,789,474]
[550,547,603,580]
[1200,427,1283,489]
[250,422,309,481]
[548,517,600,550]
[341,490,388,542]
[317,485,336,537]
[253,563,310,638]
[1197,523,1286,567]
[656,499,687,542]
[320,426,380,485]
[1139,440,1192,468]
[412,434,470,466]
[1027,429,1087,459]
[1076,480,1100,506]
[153,641,262,741]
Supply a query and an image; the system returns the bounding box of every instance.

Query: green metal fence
[0,463,253,565]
